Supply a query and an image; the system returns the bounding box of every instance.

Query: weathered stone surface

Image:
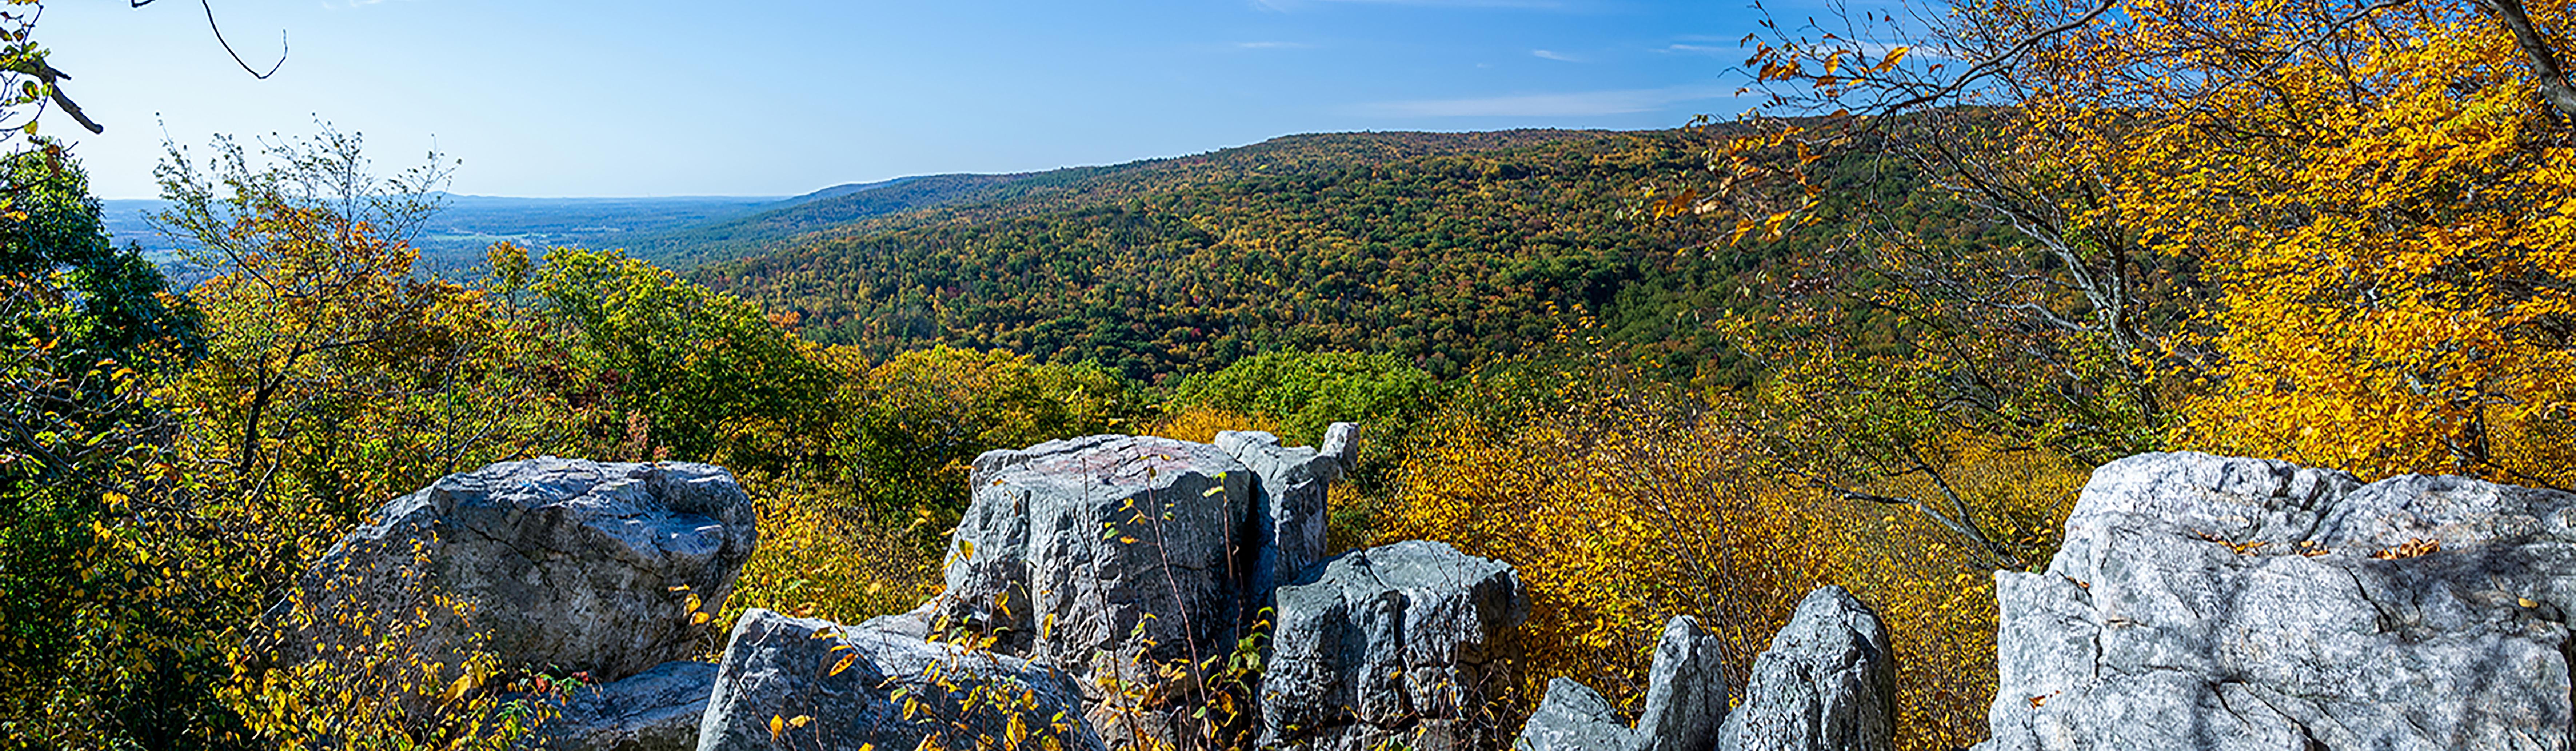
[1635,615,1727,751]
[1510,679,1630,751]
[1717,586,1894,751]
[540,660,715,751]
[1262,540,1530,751]
[263,458,757,683]
[699,609,1103,751]
[1977,452,2576,751]
[1216,423,1361,618]
[932,434,1255,685]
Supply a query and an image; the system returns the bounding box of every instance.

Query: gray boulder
[261,458,758,683]
[1510,615,1728,751]
[929,434,1255,685]
[1977,452,2576,751]
[1216,423,1362,619]
[1262,540,1531,751]
[699,608,1103,751]
[541,660,717,751]
[1512,679,1631,751]
[1717,586,1894,751]
[1636,615,1728,751]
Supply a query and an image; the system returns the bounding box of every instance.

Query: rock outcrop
[1716,586,1894,751]
[261,458,758,683]
[1635,615,1730,751]
[927,434,1256,682]
[1261,540,1530,751]
[1216,425,1362,616]
[1978,452,2576,751]
[540,660,718,751]
[1508,616,1728,751]
[1512,679,1633,751]
[1510,593,1889,751]
[862,427,1368,748]
[699,608,1103,751]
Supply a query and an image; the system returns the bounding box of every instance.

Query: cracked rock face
[1637,615,1730,751]
[699,609,1103,751]
[930,434,1256,686]
[259,458,758,683]
[1719,586,1894,751]
[1216,424,1361,624]
[1262,540,1530,751]
[1977,452,2576,751]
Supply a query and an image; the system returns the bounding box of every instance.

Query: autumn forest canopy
[3,0,2573,748]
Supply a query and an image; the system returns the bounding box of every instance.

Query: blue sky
[38,0,1753,198]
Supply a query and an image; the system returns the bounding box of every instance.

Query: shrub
[721,476,946,629]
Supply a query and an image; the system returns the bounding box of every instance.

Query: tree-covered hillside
[694,129,1926,385]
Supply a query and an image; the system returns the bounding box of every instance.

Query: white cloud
[1355,84,1734,117]
[1531,49,1583,63]
[1661,43,1730,56]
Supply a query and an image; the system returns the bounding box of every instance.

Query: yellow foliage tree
[1378,352,2084,750]
[1725,0,2576,484]
[2112,1,2576,482]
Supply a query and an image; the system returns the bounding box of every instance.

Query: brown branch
[131,0,286,79]
[0,58,104,133]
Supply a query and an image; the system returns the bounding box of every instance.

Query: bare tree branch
[131,0,287,80]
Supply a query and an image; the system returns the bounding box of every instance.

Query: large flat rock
[261,458,758,683]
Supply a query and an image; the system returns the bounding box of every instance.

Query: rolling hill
[684,129,1940,385]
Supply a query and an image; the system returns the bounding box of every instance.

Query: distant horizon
[87,125,1663,201]
[36,1,1740,199]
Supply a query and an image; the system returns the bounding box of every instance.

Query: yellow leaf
[1874,46,1910,72]
[770,714,784,740]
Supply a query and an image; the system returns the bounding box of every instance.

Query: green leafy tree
[0,144,203,749]
[527,245,842,476]
[845,344,1137,517]
[1167,349,1435,451]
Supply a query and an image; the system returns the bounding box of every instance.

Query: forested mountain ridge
[618,174,1023,267]
[692,128,1948,384]
[632,129,1628,269]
